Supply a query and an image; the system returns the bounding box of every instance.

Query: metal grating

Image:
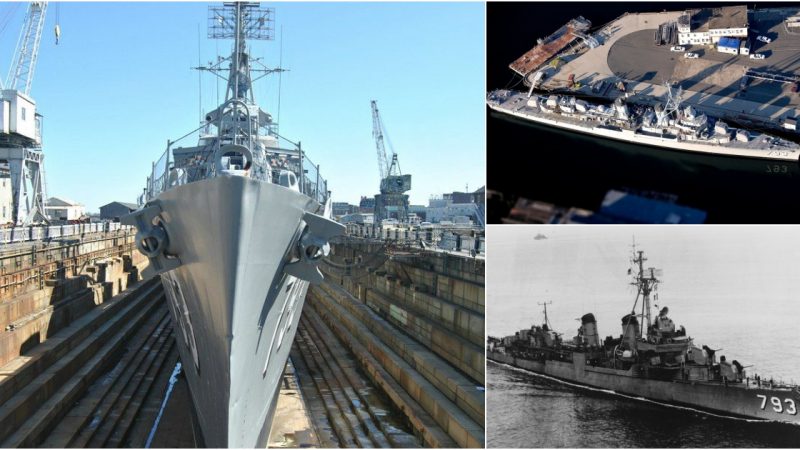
[208,3,275,40]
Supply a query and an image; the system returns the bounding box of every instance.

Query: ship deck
[489,90,800,157]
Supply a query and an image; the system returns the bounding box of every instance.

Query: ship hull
[488,351,800,424]
[487,91,800,161]
[155,175,319,447]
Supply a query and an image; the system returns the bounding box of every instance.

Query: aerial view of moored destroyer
[487,86,800,161]
[487,4,800,161]
[123,2,344,447]
[487,247,800,424]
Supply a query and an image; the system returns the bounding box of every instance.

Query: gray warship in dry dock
[124,2,344,447]
[487,86,800,161]
[488,247,800,424]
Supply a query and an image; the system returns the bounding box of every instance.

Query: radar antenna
[191,2,286,165]
[199,3,284,104]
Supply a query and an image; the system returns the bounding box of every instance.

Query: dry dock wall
[0,228,136,300]
[0,231,147,369]
[307,241,485,447]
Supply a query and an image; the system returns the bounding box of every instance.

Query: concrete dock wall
[0,229,137,301]
[308,242,485,447]
[0,231,146,369]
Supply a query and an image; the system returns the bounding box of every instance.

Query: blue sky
[0,2,485,211]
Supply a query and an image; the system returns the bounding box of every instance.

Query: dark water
[487,362,800,448]
[487,2,800,224]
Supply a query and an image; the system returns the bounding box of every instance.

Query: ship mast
[538,300,552,330]
[198,2,282,143]
[229,2,251,102]
[631,249,660,339]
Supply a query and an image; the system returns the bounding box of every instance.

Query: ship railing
[142,146,172,204]
[141,141,329,207]
[0,222,133,246]
[300,154,328,205]
[269,136,329,206]
[342,223,485,255]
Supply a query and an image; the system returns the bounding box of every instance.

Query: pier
[0,230,485,448]
[520,6,800,132]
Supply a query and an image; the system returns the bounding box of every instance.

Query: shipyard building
[677,5,748,45]
[44,197,85,222]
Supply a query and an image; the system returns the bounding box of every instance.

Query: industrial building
[678,5,748,45]
[99,201,138,221]
[44,197,85,221]
[331,201,359,217]
[426,186,486,227]
[358,195,375,213]
[339,212,374,225]
[717,36,741,55]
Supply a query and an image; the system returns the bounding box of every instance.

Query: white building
[45,197,86,221]
[717,37,741,55]
[678,6,748,46]
[739,39,751,55]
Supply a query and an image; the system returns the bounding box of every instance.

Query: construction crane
[370,100,411,228]
[0,1,51,226]
[6,1,48,96]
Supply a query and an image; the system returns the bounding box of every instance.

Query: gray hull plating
[156,175,318,447]
[488,351,800,424]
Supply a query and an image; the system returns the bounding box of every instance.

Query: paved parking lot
[541,7,800,125]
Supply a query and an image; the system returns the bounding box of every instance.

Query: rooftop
[689,5,748,32]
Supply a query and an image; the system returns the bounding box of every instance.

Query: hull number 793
[757,395,797,415]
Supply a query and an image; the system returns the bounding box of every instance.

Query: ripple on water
[487,362,800,448]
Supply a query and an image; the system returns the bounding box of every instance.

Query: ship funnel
[621,313,639,348]
[580,313,600,347]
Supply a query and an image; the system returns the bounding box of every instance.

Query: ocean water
[487,226,800,447]
[487,2,800,223]
[487,362,800,448]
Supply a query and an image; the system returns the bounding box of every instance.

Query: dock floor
[0,239,485,448]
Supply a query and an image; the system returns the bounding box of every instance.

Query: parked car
[684,52,699,59]
[750,53,766,60]
[757,35,772,44]
[670,45,686,52]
